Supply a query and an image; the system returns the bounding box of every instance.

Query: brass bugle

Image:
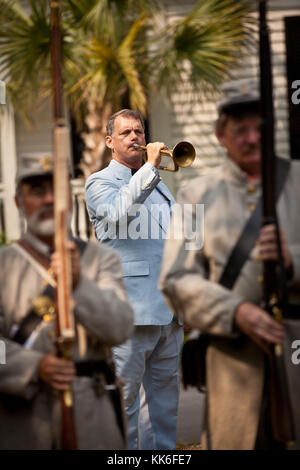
[133,141,196,172]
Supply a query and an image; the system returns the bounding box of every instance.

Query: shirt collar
[23,231,52,259]
[109,158,146,179]
[109,159,134,180]
[223,155,261,189]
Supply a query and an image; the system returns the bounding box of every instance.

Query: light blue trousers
[113,321,183,450]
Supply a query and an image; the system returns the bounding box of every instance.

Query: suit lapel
[145,186,172,234]
[156,182,174,205]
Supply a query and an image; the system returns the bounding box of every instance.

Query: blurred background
[0,0,299,244]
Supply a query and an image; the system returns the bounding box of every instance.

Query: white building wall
[149,1,300,197]
[0,105,20,242]
[15,100,53,156]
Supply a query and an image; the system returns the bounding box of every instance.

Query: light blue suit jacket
[85,160,175,325]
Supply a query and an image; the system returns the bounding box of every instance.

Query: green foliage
[0,0,252,121]
[147,0,253,97]
[0,1,51,111]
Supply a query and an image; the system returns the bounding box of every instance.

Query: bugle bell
[133,141,196,172]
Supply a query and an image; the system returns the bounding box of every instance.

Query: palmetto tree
[0,0,252,178]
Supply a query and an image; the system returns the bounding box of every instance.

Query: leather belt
[75,359,115,382]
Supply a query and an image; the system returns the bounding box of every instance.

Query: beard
[26,207,55,237]
[19,201,73,238]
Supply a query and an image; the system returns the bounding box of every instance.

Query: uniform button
[248,204,256,212]
[248,184,256,193]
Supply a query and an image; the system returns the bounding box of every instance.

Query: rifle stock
[50,0,77,450]
[259,0,295,445]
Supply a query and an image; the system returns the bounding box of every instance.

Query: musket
[258,0,295,445]
[49,0,77,449]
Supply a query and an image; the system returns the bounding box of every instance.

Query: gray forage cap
[218,78,260,115]
[16,152,54,185]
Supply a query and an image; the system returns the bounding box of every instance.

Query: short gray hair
[106,109,145,136]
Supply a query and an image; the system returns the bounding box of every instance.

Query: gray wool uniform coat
[159,156,300,450]
[0,232,134,450]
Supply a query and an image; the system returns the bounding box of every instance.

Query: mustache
[20,205,54,224]
[26,210,55,237]
[25,205,54,229]
[243,144,260,154]
[35,206,54,219]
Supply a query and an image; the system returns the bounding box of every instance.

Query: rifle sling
[219,157,290,290]
[184,158,293,391]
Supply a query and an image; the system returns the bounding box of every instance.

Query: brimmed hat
[16,152,54,185]
[218,78,260,115]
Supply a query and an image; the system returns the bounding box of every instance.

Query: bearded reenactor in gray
[0,153,134,449]
[159,79,300,450]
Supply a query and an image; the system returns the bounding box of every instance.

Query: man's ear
[215,128,225,146]
[105,135,113,150]
[15,193,21,209]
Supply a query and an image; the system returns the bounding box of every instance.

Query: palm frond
[117,14,148,113]
[148,0,252,97]
[0,0,254,128]
[0,0,51,99]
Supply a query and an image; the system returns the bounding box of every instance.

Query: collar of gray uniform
[223,155,261,188]
[23,230,52,258]
[23,229,75,258]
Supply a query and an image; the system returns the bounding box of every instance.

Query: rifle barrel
[259,0,295,445]
[49,0,77,450]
